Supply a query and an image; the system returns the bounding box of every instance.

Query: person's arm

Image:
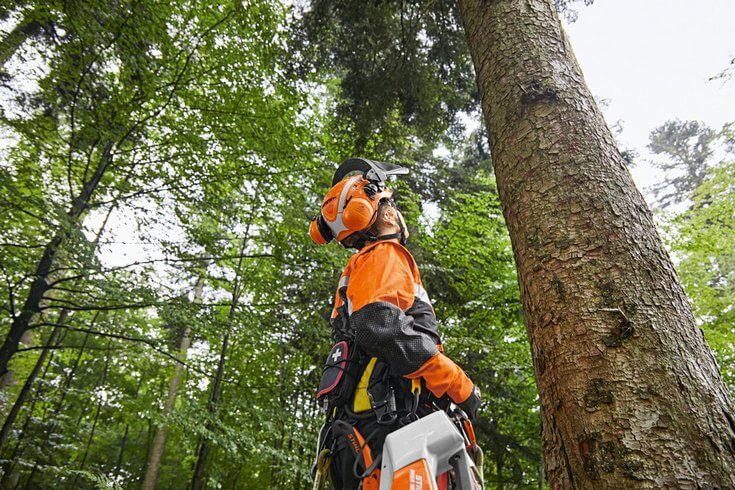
[347,242,477,409]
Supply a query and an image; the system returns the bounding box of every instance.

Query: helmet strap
[372,215,406,244]
[346,213,407,249]
[340,200,407,249]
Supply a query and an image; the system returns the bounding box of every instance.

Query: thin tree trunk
[538,452,544,490]
[70,338,113,488]
[18,324,94,487]
[269,351,289,490]
[0,141,114,381]
[114,371,146,479]
[58,327,93,414]
[0,197,114,451]
[115,426,130,477]
[0,311,65,451]
[457,0,735,487]
[496,452,504,490]
[190,330,230,490]
[141,279,203,489]
[0,329,63,488]
[191,236,249,489]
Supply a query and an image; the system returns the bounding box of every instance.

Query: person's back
[310,159,481,489]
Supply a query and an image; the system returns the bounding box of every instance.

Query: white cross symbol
[332,349,342,362]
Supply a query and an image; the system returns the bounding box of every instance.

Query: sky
[563,0,735,194]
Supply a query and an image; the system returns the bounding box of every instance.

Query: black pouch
[317,340,363,413]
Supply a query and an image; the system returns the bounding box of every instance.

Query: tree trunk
[114,371,145,479]
[191,329,230,490]
[0,141,114,381]
[191,236,249,489]
[457,0,735,487]
[18,323,94,487]
[0,196,113,442]
[141,279,203,490]
[57,327,93,414]
[0,329,62,488]
[0,311,65,451]
[70,338,113,488]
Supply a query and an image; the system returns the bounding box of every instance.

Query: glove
[458,385,482,421]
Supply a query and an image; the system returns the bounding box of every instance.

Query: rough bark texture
[457,0,735,487]
[141,279,202,490]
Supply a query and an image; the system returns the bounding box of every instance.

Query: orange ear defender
[309,214,333,245]
[309,158,409,247]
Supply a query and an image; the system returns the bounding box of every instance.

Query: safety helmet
[309,158,409,247]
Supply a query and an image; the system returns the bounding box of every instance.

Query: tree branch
[31,322,214,378]
[47,253,276,286]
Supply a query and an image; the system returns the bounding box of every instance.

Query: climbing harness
[313,349,484,489]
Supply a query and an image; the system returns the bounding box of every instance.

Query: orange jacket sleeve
[347,241,474,404]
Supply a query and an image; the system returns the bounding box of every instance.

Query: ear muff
[342,197,376,232]
[309,215,334,245]
[310,171,398,248]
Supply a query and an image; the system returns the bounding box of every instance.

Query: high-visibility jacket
[330,240,474,405]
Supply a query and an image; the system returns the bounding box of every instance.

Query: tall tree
[457,0,735,487]
[296,0,478,153]
[648,119,717,208]
[0,0,184,381]
[141,279,203,490]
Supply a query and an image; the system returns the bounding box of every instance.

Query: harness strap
[332,420,380,490]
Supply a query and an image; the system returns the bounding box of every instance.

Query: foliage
[667,159,735,390]
[553,0,595,22]
[416,161,540,486]
[293,0,479,153]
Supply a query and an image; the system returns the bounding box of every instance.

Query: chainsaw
[379,408,484,490]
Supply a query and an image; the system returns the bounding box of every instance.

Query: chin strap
[342,200,408,250]
[347,218,406,250]
[373,216,407,245]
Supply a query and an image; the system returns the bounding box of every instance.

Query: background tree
[666,159,735,389]
[648,119,718,208]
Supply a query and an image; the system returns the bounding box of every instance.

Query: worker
[310,158,481,489]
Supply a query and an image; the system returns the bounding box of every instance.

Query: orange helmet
[310,158,409,247]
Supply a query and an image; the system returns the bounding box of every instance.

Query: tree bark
[141,279,203,490]
[0,311,65,452]
[457,0,735,487]
[0,328,62,488]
